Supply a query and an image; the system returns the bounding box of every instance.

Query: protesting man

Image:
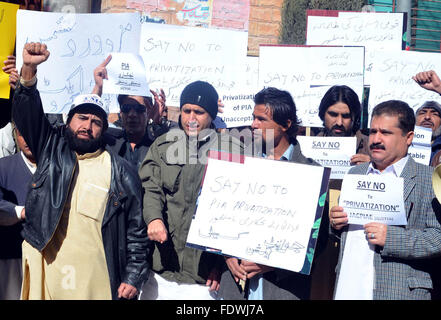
[330,100,441,299]
[318,85,370,165]
[413,70,441,166]
[310,85,371,299]
[139,80,243,299]
[0,125,36,299]
[92,55,174,169]
[12,42,148,300]
[414,101,441,166]
[217,87,324,300]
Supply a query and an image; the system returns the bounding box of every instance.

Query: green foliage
[279,0,367,44]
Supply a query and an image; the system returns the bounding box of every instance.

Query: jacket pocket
[161,164,182,194]
[77,182,109,221]
[407,276,433,290]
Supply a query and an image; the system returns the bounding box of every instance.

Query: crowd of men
[1,41,441,301]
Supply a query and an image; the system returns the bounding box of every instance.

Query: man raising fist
[13,42,149,300]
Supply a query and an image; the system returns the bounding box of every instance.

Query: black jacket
[12,83,149,299]
[104,119,177,170]
[104,127,153,170]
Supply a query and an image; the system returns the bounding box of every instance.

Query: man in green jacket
[138,81,242,299]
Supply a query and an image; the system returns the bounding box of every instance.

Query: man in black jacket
[91,56,175,170]
[12,42,148,300]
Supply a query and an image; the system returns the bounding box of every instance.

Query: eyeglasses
[120,104,147,114]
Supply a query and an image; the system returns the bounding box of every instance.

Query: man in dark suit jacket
[0,125,35,299]
[330,100,441,300]
[217,87,327,300]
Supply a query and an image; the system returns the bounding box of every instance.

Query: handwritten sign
[297,136,356,179]
[103,52,150,96]
[306,12,404,85]
[339,174,407,225]
[16,10,141,113]
[258,45,364,127]
[368,50,441,124]
[186,156,330,274]
[0,2,19,99]
[140,21,248,107]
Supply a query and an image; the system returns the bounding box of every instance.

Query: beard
[324,124,352,137]
[66,126,104,154]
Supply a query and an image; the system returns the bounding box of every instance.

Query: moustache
[331,124,346,131]
[369,143,385,150]
[420,120,434,126]
[76,130,93,139]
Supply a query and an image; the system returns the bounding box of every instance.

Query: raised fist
[23,42,50,68]
[413,70,441,95]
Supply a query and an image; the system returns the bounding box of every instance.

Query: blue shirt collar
[262,144,294,161]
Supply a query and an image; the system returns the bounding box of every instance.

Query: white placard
[258,45,364,127]
[186,156,329,273]
[103,52,150,96]
[297,136,356,179]
[218,56,258,128]
[16,10,141,114]
[339,174,407,225]
[412,125,432,146]
[408,144,432,166]
[139,22,249,107]
[368,50,441,125]
[306,12,404,85]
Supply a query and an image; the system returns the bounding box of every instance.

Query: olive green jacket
[139,128,243,284]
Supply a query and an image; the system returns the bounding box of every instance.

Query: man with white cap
[12,42,149,300]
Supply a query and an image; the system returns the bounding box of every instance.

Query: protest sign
[186,155,331,274]
[412,125,432,146]
[103,52,150,96]
[306,12,404,85]
[16,10,141,113]
[407,125,432,166]
[339,174,407,225]
[297,136,356,179]
[218,56,257,128]
[258,45,364,127]
[408,144,431,166]
[139,21,249,107]
[0,2,19,99]
[368,50,441,124]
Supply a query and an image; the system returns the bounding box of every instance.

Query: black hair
[117,94,153,108]
[318,85,361,134]
[253,87,300,140]
[371,100,415,135]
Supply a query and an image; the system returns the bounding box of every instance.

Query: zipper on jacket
[41,157,78,251]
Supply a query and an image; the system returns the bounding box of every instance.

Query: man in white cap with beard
[12,42,148,300]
